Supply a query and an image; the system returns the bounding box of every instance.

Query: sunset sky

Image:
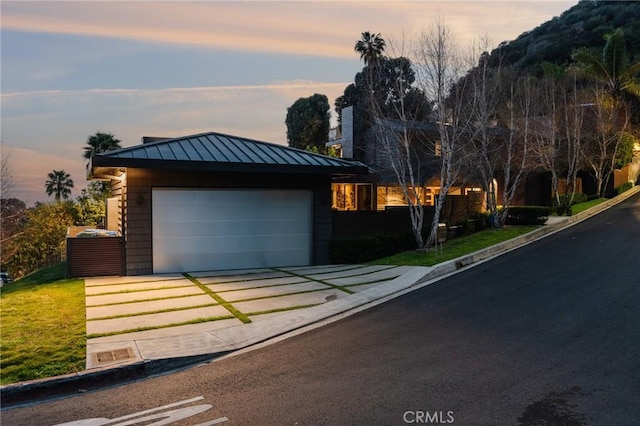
[1,0,577,205]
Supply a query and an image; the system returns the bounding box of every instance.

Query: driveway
[84,264,425,369]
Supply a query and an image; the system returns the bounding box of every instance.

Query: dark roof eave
[91,156,368,177]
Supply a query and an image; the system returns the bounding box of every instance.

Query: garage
[152,188,312,273]
[88,131,368,276]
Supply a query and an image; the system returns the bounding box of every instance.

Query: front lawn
[571,197,608,214]
[0,262,86,385]
[373,226,538,266]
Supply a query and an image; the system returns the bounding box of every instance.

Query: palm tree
[83,132,122,168]
[572,28,640,102]
[45,170,74,201]
[354,31,386,67]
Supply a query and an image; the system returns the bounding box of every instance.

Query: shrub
[329,231,418,264]
[460,219,476,235]
[571,193,588,204]
[504,206,551,225]
[471,212,490,231]
[586,194,600,201]
[615,182,633,195]
[552,193,588,215]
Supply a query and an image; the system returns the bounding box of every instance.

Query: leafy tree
[45,170,74,201]
[489,1,640,74]
[4,201,75,278]
[285,94,331,153]
[335,56,431,162]
[614,132,636,169]
[74,181,107,226]
[83,132,122,168]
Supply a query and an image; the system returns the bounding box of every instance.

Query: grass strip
[86,284,194,296]
[212,279,309,293]
[87,315,236,338]
[283,264,373,276]
[184,273,251,324]
[87,293,207,307]
[195,273,292,285]
[273,268,354,295]
[246,304,322,316]
[1,264,86,385]
[224,288,342,304]
[87,303,221,321]
[571,197,608,214]
[372,226,538,267]
[305,265,399,281]
[84,278,185,288]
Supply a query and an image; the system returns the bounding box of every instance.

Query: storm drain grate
[92,347,135,365]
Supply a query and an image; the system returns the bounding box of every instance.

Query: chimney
[141,136,171,144]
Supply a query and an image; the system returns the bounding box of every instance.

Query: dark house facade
[87,132,367,276]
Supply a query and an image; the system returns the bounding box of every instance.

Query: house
[326,106,486,212]
[84,131,368,276]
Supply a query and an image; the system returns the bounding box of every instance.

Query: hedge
[504,206,551,225]
[615,182,633,195]
[329,231,418,264]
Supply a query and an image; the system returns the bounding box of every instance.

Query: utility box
[437,223,447,244]
[66,227,124,278]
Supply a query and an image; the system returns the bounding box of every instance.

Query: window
[332,183,372,210]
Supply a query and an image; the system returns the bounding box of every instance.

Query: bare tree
[1,144,15,199]
[532,66,562,208]
[582,87,631,197]
[559,69,585,208]
[494,75,536,226]
[370,38,429,248]
[460,36,504,218]
[1,144,27,266]
[532,65,585,213]
[413,17,468,246]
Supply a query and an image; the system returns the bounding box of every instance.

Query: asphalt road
[3,194,639,426]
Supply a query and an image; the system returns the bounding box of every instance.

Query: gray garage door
[152,189,313,273]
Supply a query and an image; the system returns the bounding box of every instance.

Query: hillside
[491,0,640,73]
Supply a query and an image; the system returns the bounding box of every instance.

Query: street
[3,194,639,425]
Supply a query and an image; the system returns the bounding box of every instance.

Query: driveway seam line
[183,273,251,324]
[272,268,354,294]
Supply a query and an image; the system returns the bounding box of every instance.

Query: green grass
[1,262,86,385]
[87,315,235,339]
[571,198,608,215]
[372,226,538,267]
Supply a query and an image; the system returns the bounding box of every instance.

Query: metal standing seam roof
[89,131,369,176]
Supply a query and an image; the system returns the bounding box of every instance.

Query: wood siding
[122,168,332,275]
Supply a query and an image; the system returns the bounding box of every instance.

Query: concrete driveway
[84,264,428,369]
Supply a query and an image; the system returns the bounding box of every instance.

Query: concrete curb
[414,185,640,286]
[2,186,638,409]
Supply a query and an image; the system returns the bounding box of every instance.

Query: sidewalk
[2,186,638,407]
